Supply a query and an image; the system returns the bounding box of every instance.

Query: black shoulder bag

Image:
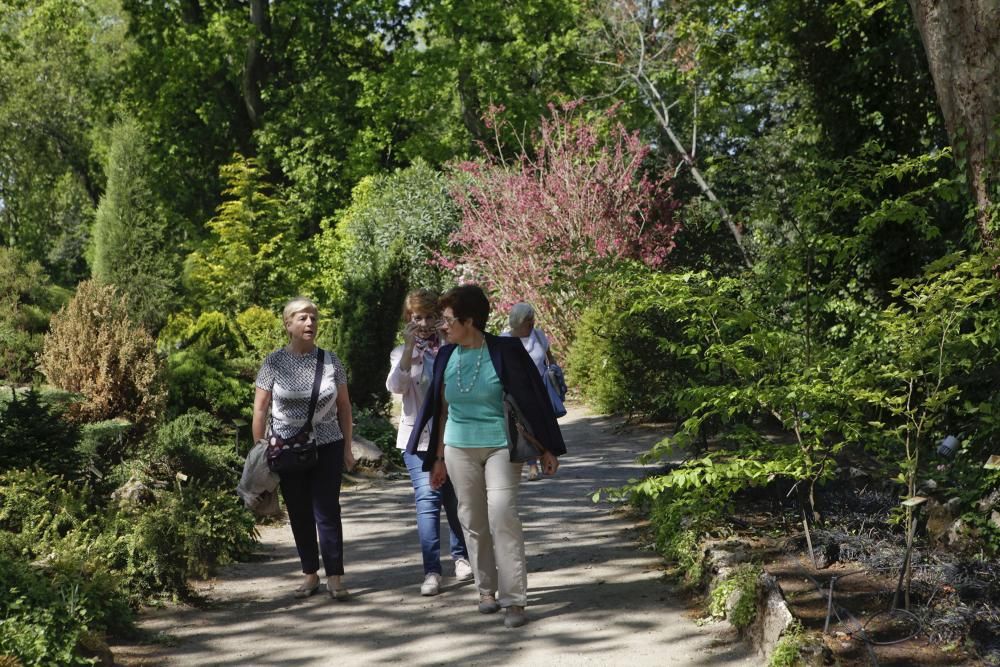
[266,349,325,474]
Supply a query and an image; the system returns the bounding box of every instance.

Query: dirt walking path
[113,406,759,666]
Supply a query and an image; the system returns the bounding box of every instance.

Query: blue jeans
[404,450,468,575]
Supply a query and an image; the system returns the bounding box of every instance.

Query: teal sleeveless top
[443,344,507,448]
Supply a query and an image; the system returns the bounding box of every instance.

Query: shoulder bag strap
[270,348,325,439]
[302,348,325,434]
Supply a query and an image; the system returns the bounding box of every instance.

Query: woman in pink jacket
[386,289,471,596]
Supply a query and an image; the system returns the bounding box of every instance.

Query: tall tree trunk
[244,0,271,131]
[908,0,1000,249]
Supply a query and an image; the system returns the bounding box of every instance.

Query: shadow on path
[111,406,758,667]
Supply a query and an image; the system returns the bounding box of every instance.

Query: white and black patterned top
[255,347,349,445]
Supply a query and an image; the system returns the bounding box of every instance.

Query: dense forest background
[1,0,999,664]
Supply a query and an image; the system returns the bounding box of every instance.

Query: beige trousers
[444,445,526,608]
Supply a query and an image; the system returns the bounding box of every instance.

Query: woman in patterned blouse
[252,297,355,600]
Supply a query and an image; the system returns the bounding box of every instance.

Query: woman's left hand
[343,444,356,472]
[540,451,559,476]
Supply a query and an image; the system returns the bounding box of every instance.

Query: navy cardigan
[406,333,567,471]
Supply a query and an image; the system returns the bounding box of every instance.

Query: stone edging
[702,539,827,665]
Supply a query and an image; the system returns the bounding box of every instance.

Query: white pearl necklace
[455,340,486,393]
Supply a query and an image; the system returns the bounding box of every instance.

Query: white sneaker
[420,572,441,596]
[454,558,473,581]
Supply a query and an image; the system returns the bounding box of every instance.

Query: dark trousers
[279,440,345,576]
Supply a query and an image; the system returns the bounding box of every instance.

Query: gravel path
[113,406,759,666]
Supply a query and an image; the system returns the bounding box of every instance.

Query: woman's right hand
[430,459,448,489]
[402,321,419,348]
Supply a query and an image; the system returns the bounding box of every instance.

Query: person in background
[502,302,559,481]
[386,289,472,596]
[408,284,566,629]
[252,297,355,600]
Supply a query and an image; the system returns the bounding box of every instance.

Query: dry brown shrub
[39,280,165,423]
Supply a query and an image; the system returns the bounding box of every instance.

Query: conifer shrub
[165,348,252,421]
[0,247,63,384]
[236,305,285,362]
[76,419,134,483]
[185,155,301,313]
[137,410,243,487]
[336,245,409,411]
[92,117,178,333]
[39,280,166,425]
[159,311,260,420]
[0,388,80,477]
[105,485,257,601]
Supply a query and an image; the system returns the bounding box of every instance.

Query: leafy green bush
[0,470,132,665]
[708,564,761,630]
[568,272,701,419]
[0,389,80,477]
[315,160,459,304]
[645,483,729,585]
[0,552,97,666]
[769,621,807,667]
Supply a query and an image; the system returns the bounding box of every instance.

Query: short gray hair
[508,302,535,329]
[282,297,318,327]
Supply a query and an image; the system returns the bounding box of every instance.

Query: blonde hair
[282,297,319,328]
[403,288,439,320]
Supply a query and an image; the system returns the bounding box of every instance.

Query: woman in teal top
[415,284,565,630]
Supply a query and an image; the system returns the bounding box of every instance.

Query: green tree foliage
[0,0,127,283]
[316,162,458,411]
[349,0,600,166]
[92,117,179,332]
[316,160,459,303]
[118,0,251,228]
[185,155,301,314]
[39,280,165,424]
[119,0,600,238]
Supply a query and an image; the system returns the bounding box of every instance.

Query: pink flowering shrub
[444,102,681,349]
